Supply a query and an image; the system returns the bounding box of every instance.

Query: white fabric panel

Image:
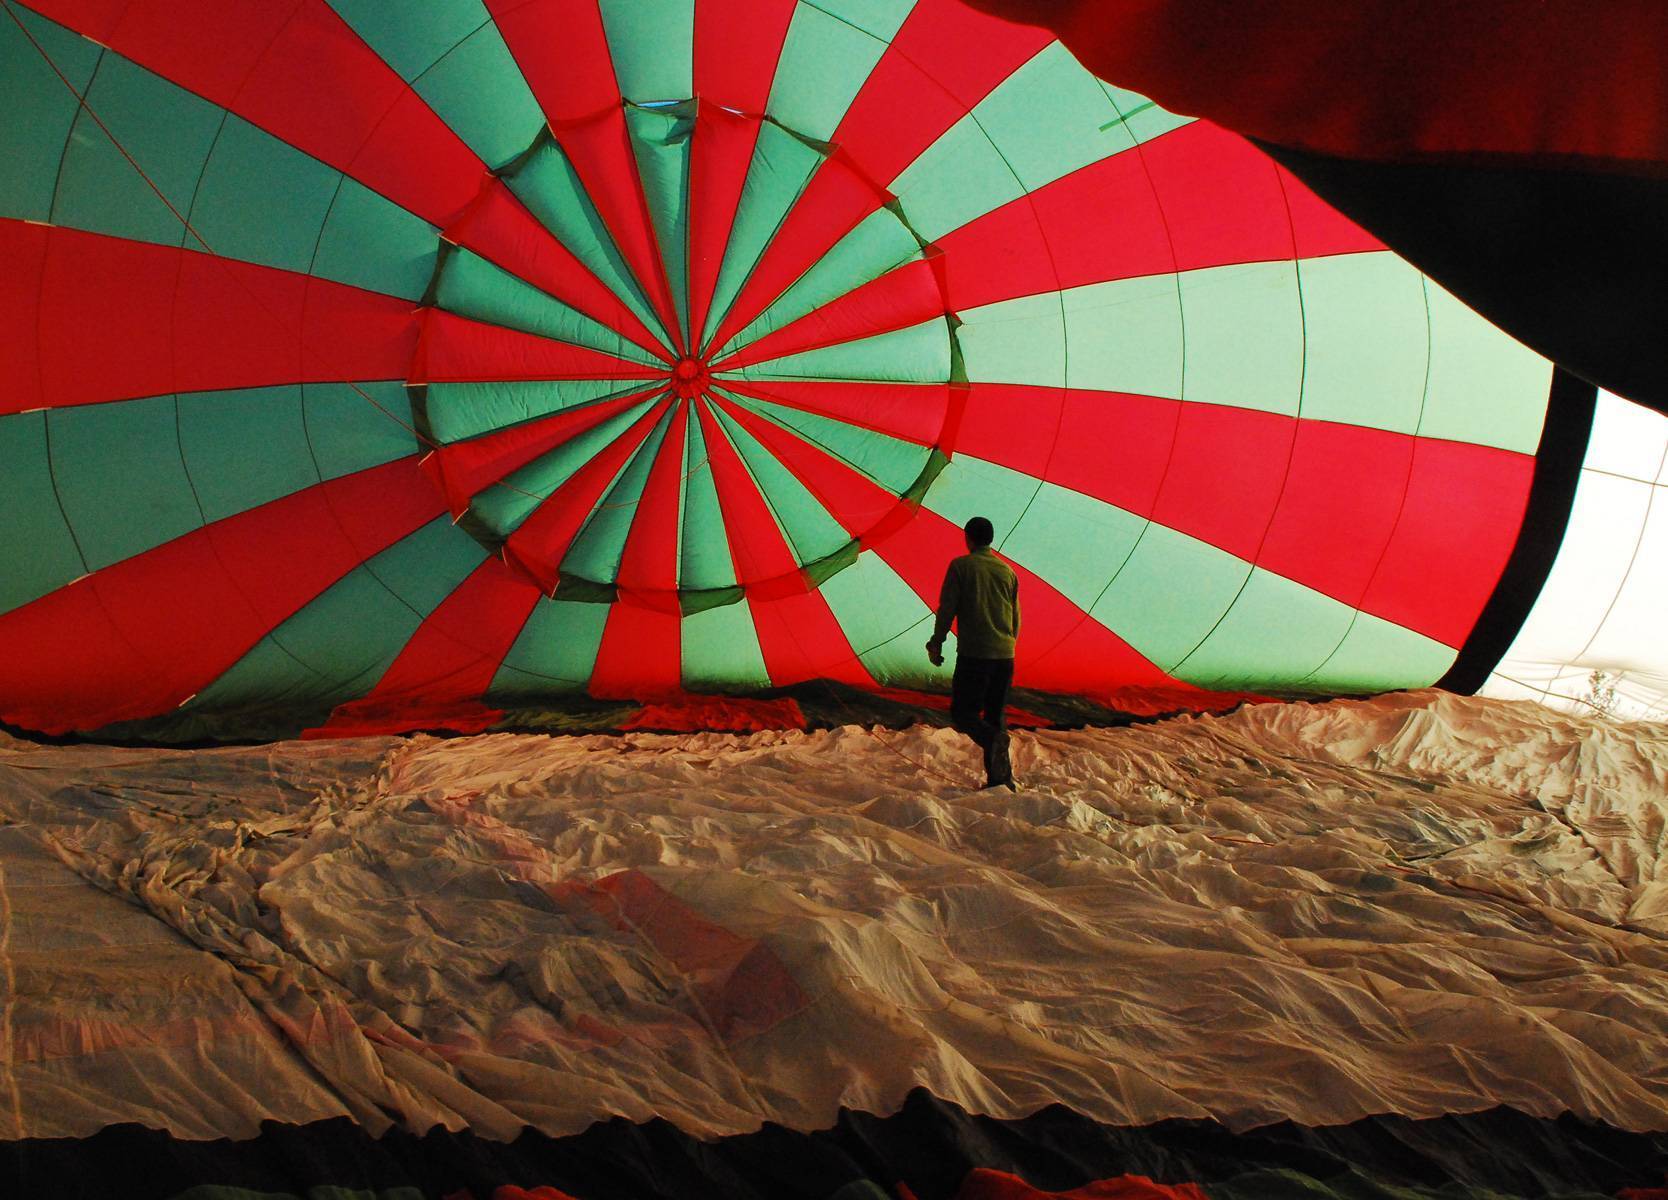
[1483,391,1668,719]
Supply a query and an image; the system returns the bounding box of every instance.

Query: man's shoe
[987,728,1012,788]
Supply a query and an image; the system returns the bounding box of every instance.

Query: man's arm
[926,561,959,664]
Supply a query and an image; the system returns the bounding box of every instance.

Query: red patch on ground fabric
[548,869,807,1044]
[623,696,807,732]
[954,1167,1211,1199]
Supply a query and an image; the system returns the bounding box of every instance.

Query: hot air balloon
[0,0,1589,743]
[7,7,1668,1200]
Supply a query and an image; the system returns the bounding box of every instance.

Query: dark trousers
[950,656,1014,751]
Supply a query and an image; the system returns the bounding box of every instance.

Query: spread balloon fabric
[0,0,1559,740]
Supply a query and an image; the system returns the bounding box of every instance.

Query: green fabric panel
[598,0,694,102]
[0,412,86,614]
[1296,251,1428,434]
[727,390,928,493]
[1099,82,1194,144]
[971,42,1132,192]
[188,114,340,275]
[679,411,737,590]
[0,7,101,222]
[311,175,439,301]
[1172,568,1356,691]
[178,386,319,523]
[764,3,889,140]
[1064,275,1184,398]
[1180,261,1303,415]
[411,20,547,169]
[919,453,1038,548]
[506,141,668,346]
[432,248,659,360]
[624,104,694,342]
[1304,610,1459,692]
[471,398,659,533]
[358,513,488,612]
[889,116,1024,242]
[301,382,418,479]
[957,292,1065,387]
[184,518,481,719]
[326,0,487,81]
[1002,476,1147,611]
[562,407,676,582]
[1418,279,1552,454]
[681,600,771,691]
[806,0,915,40]
[491,597,611,693]
[702,123,824,349]
[52,54,223,248]
[818,548,951,690]
[422,380,648,445]
[734,318,949,382]
[48,396,202,572]
[710,404,850,564]
[722,208,922,357]
[1087,524,1249,672]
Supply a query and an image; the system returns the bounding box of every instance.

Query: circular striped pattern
[416,101,958,605]
[0,0,1558,738]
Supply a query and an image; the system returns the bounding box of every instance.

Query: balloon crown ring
[669,355,711,400]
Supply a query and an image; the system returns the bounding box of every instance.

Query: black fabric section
[1440,366,1598,693]
[1257,140,1668,415]
[6,1090,1668,1200]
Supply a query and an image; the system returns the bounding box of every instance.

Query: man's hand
[925,638,944,667]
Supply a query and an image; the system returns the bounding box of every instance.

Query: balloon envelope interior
[0,0,1564,740]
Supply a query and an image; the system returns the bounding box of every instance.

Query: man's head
[964,516,995,552]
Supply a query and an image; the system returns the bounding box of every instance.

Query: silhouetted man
[926,516,1020,789]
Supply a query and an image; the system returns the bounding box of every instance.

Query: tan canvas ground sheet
[1,691,1666,1142]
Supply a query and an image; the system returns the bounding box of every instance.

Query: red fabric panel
[502,402,669,593]
[955,384,1181,521]
[965,0,1668,170]
[614,403,690,600]
[694,402,869,685]
[423,389,660,515]
[716,257,946,370]
[837,0,1053,183]
[557,112,686,351]
[0,218,48,413]
[687,106,767,353]
[624,695,806,731]
[1149,403,1295,563]
[710,395,907,539]
[724,380,949,447]
[411,310,661,385]
[705,0,1051,352]
[953,1165,1210,1199]
[703,157,880,357]
[448,182,668,360]
[936,120,1385,313]
[4,221,417,412]
[485,0,683,349]
[1360,438,1535,647]
[1256,420,1418,609]
[0,456,440,734]
[27,0,482,222]
[312,556,542,736]
[588,601,682,700]
[958,383,1518,644]
[1139,122,1293,271]
[687,0,797,341]
[693,0,795,113]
